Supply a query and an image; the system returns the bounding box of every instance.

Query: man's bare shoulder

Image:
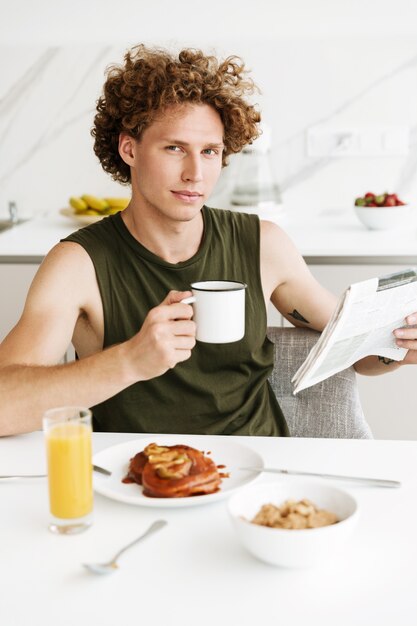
[260,219,296,248]
[25,241,96,311]
[36,241,94,284]
[259,219,304,276]
[44,240,93,266]
[0,241,99,367]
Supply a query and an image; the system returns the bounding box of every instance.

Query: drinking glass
[43,406,93,534]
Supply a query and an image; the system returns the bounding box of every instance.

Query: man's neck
[121,202,205,264]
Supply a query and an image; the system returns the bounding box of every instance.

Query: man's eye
[166,145,181,152]
[202,148,217,155]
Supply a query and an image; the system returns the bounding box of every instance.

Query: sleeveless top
[61,206,289,436]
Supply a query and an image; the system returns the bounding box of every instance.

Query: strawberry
[356,190,406,208]
[384,194,397,206]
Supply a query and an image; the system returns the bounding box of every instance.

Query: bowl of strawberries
[354,192,410,230]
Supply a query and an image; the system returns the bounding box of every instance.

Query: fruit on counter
[81,195,109,211]
[354,192,406,207]
[69,196,88,212]
[104,197,130,209]
[69,195,130,215]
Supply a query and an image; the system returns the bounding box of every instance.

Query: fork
[83,520,167,575]
[0,464,111,479]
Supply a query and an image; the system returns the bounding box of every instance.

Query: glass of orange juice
[43,406,93,534]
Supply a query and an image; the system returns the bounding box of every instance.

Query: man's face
[124,103,224,224]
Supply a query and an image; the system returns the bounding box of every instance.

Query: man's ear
[118,133,136,166]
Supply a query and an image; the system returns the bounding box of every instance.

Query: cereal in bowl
[250,499,338,530]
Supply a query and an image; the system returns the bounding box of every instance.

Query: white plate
[59,207,105,225]
[93,435,264,508]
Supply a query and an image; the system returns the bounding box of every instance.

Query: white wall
[0,0,417,217]
[2,0,417,43]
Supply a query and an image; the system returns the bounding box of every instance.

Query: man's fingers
[174,350,192,364]
[147,301,194,324]
[162,290,193,306]
[173,335,196,350]
[171,320,196,336]
[396,339,417,350]
[394,328,417,340]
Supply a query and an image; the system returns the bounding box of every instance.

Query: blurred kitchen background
[1,0,417,438]
[1,0,417,216]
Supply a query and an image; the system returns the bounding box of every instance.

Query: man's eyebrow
[162,138,224,148]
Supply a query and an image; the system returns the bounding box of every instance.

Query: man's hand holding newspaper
[292,268,417,394]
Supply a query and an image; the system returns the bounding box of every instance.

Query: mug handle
[180,296,196,304]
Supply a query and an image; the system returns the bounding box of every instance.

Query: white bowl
[354,204,410,230]
[228,480,359,569]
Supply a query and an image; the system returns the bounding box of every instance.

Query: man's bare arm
[0,347,136,436]
[260,220,337,331]
[0,243,195,436]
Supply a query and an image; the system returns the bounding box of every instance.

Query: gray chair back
[267,326,372,439]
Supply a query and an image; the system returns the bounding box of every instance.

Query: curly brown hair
[91,44,261,184]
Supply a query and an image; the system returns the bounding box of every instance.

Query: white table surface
[1,432,417,626]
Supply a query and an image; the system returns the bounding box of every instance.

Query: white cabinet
[0,264,38,341]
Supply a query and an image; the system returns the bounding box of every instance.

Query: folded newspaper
[292,268,417,394]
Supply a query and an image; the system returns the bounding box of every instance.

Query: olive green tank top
[62,206,289,436]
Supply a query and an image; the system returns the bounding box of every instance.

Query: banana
[105,207,124,215]
[104,197,130,209]
[81,195,109,212]
[69,196,88,212]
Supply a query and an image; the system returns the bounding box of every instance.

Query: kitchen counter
[282,207,417,264]
[0,207,416,264]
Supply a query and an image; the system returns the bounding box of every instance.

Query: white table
[2,432,417,626]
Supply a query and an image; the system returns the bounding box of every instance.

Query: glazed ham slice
[122,443,222,498]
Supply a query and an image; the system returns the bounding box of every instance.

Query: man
[0,45,416,436]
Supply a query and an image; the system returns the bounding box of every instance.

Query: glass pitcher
[230,124,282,209]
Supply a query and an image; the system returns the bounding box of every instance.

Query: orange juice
[46,422,93,519]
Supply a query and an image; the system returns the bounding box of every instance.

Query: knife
[237,466,401,488]
[0,464,112,479]
[92,464,112,476]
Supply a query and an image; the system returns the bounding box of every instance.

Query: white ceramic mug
[182,280,247,344]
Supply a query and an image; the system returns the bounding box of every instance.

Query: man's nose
[182,155,203,182]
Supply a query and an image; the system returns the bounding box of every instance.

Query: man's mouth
[171,190,204,202]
